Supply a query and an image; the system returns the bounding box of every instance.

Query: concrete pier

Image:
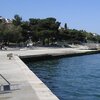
[0,54,40,100]
[0,47,100,100]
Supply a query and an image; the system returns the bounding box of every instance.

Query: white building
[0,16,12,23]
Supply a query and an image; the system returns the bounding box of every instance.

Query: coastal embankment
[0,47,100,100]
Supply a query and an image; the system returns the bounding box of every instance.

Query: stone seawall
[20,49,100,62]
[14,55,59,100]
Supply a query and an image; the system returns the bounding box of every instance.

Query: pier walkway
[0,47,99,100]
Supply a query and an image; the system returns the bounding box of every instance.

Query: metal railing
[0,74,20,93]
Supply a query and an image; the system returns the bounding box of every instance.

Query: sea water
[26,54,100,100]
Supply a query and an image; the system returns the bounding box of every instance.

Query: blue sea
[26,54,100,100]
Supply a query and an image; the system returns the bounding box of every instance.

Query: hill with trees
[0,14,100,47]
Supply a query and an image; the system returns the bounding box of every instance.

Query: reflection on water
[26,54,100,100]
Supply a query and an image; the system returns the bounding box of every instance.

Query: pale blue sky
[0,0,100,34]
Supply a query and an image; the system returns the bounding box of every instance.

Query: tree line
[0,14,100,46]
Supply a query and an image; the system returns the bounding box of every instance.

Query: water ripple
[26,54,100,100]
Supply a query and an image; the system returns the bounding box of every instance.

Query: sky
[0,0,100,34]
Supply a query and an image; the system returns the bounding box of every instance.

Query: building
[0,16,12,24]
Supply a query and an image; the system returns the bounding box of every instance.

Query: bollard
[7,53,13,60]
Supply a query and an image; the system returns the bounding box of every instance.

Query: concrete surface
[0,47,99,100]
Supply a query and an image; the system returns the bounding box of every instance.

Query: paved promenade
[0,54,40,100]
[0,47,99,100]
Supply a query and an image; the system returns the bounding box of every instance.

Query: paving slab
[0,54,39,100]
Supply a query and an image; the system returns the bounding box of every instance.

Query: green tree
[2,23,22,45]
[64,23,67,30]
[13,14,22,26]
